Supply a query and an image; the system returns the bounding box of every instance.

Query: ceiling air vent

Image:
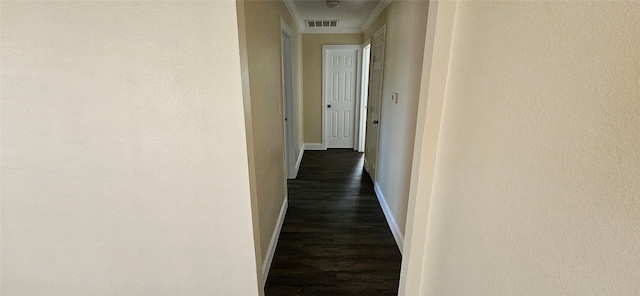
[306,20,338,28]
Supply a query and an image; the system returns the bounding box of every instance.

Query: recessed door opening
[357,42,371,153]
[364,25,386,182]
[281,21,296,179]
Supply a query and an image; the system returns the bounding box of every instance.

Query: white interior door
[323,46,361,149]
[357,43,371,152]
[281,24,295,179]
[364,25,385,180]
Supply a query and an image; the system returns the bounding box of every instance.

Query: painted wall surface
[302,33,363,143]
[241,0,303,263]
[1,2,260,295]
[363,0,430,237]
[398,1,456,294]
[362,8,387,43]
[421,1,640,294]
[235,0,265,289]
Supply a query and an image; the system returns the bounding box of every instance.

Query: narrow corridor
[265,149,401,295]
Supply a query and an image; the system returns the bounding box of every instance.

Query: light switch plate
[391,93,398,103]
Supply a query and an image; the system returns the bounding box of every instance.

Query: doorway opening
[281,20,296,179]
[364,25,386,182]
[356,41,371,153]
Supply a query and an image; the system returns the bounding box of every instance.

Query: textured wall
[362,0,430,239]
[362,6,387,42]
[421,1,640,294]
[1,1,259,294]
[241,0,302,264]
[302,33,363,144]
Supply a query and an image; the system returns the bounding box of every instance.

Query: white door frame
[281,19,296,179]
[322,45,362,150]
[356,40,371,152]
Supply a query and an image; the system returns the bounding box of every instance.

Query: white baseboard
[294,145,304,177]
[374,182,404,254]
[262,197,288,287]
[303,143,325,150]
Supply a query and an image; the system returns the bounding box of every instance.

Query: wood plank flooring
[264,149,402,296]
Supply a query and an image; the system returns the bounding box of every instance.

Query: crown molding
[284,0,388,34]
[282,0,306,32]
[361,0,392,31]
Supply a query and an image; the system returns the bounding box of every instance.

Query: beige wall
[302,33,362,143]
[416,1,640,294]
[240,0,303,268]
[1,2,260,294]
[235,0,265,289]
[362,8,387,42]
[398,0,456,294]
[362,0,430,241]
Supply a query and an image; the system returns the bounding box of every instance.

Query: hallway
[265,149,402,295]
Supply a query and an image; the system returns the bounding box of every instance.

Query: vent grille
[306,20,338,28]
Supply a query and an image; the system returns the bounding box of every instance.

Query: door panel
[357,44,371,152]
[364,26,385,180]
[324,47,360,149]
[331,110,339,138]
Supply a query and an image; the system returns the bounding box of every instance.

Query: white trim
[361,0,392,32]
[294,145,304,177]
[322,45,362,150]
[374,182,404,254]
[303,143,325,150]
[282,0,305,31]
[262,198,288,287]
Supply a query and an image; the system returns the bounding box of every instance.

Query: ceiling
[284,0,391,33]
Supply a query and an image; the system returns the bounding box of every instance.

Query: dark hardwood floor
[265,149,402,296]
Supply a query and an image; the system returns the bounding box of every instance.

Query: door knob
[327,104,331,108]
[373,120,379,124]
